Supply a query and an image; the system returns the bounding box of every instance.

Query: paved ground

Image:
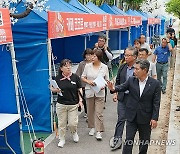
[45,90,139,154]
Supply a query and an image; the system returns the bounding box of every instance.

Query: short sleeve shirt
[153,46,170,63]
[82,62,109,98]
[55,73,82,105]
[141,43,152,53]
[148,62,157,77]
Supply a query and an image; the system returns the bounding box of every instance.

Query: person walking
[94,35,113,67]
[81,49,109,140]
[134,39,141,52]
[166,32,175,69]
[138,48,157,79]
[139,34,152,55]
[76,48,93,119]
[107,59,161,154]
[50,59,83,148]
[94,35,113,105]
[152,38,173,94]
[110,47,138,150]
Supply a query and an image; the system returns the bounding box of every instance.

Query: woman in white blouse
[81,48,109,140]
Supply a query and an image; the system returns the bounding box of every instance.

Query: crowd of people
[50,26,178,153]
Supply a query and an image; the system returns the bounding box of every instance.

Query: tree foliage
[166,0,180,19]
[124,0,145,10]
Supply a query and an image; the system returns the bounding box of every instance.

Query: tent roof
[126,9,146,21]
[69,0,95,13]
[111,5,128,16]
[86,2,108,14]
[100,3,119,14]
[133,10,147,21]
[57,0,86,13]
[15,0,88,23]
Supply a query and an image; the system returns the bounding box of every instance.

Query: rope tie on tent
[24,112,33,126]
[17,74,37,142]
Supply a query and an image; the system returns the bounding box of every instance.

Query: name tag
[71,81,76,85]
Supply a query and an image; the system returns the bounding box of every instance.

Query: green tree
[124,0,145,10]
[166,0,180,19]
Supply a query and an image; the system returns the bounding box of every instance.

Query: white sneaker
[58,140,65,148]
[89,128,95,136]
[83,113,87,118]
[73,132,79,143]
[96,132,102,140]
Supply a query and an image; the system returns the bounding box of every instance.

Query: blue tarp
[12,1,50,133]
[100,3,118,14]
[11,0,89,135]
[100,3,128,50]
[111,6,129,49]
[69,0,95,13]
[157,15,165,35]
[111,6,128,16]
[86,2,108,14]
[126,9,141,45]
[0,45,21,153]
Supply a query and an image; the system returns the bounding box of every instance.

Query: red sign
[0,8,13,44]
[110,15,131,29]
[48,11,142,39]
[148,18,154,25]
[148,18,160,25]
[48,12,109,39]
[130,16,142,26]
[154,18,160,24]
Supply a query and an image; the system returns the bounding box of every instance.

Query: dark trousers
[82,88,87,114]
[122,119,151,154]
[114,95,128,138]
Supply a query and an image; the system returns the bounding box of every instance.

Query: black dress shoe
[110,138,122,150]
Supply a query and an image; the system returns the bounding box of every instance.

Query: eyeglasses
[124,54,133,57]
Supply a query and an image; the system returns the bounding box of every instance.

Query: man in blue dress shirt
[152,38,173,94]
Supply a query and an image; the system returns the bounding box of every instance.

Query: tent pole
[47,38,53,133]
[128,27,131,46]
[106,30,109,46]
[9,42,25,154]
[119,29,121,50]
[146,24,149,44]
[85,36,87,50]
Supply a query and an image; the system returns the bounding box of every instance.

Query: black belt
[157,61,168,64]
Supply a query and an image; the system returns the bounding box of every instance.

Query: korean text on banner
[130,16,142,26]
[0,8,13,45]
[48,12,109,39]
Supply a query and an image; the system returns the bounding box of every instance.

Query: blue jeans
[156,62,169,90]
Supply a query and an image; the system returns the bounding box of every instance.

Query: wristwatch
[167,42,170,43]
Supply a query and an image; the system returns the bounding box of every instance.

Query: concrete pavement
[44,90,139,154]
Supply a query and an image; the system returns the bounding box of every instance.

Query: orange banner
[48,11,142,39]
[130,16,142,26]
[148,18,160,25]
[0,8,13,44]
[148,18,154,25]
[154,18,161,24]
[110,15,131,29]
[48,12,109,39]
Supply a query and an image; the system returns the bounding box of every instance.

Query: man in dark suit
[110,47,138,150]
[107,59,161,154]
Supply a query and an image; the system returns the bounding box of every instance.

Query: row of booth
[0,0,167,153]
